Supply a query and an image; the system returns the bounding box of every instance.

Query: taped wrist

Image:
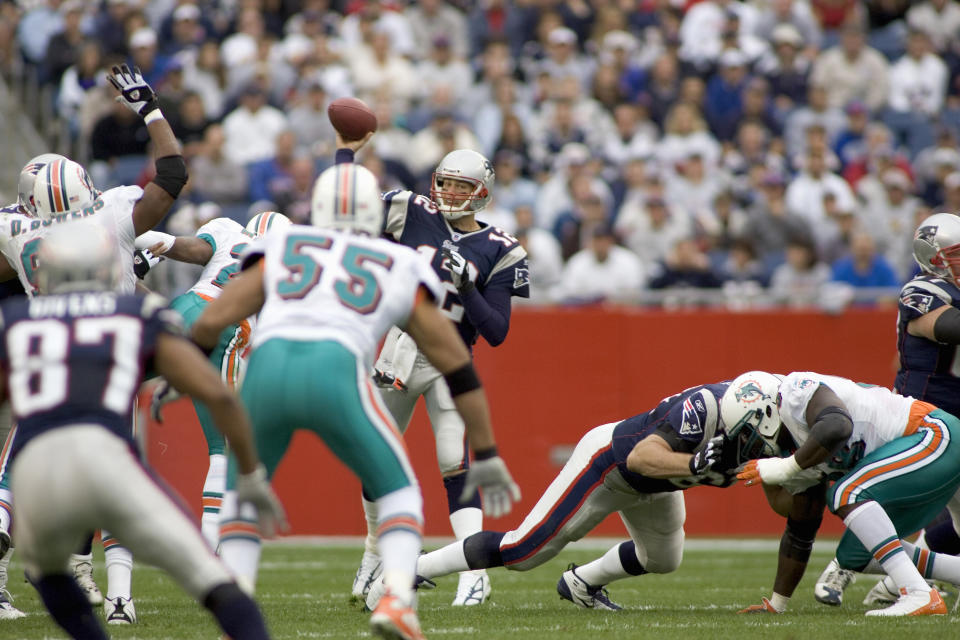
[152,155,188,199]
[934,306,960,344]
[779,516,821,562]
[810,406,853,454]
[443,362,482,397]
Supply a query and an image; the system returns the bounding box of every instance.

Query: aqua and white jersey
[0,186,140,296]
[777,371,930,493]
[188,218,253,299]
[244,224,443,365]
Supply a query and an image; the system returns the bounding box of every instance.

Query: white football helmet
[36,221,121,294]
[913,213,960,286]
[311,163,383,235]
[430,149,495,220]
[18,153,68,216]
[720,371,785,463]
[245,211,292,237]
[31,158,97,220]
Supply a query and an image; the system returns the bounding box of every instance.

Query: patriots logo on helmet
[917,225,938,245]
[734,381,769,404]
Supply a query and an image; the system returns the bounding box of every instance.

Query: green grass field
[3,539,959,639]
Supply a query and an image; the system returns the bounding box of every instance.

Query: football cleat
[813,557,856,606]
[557,563,622,611]
[863,575,900,605]
[0,589,25,619]
[68,556,103,606]
[369,593,425,640]
[865,586,946,616]
[104,596,136,624]
[352,551,383,601]
[452,570,490,606]
[365,574,435,612]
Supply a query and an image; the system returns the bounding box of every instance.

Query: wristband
[474,446,498,461]
[144,109,164,124]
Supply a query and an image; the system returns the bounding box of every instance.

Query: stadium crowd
[2,0,958,306]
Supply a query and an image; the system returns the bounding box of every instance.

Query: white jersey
[777,371,931,493]
[188,218,252,299]
[0,186,140,296]
[245,225,443,365]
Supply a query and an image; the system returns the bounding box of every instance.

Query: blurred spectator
[666,151,727,229]
[93,0,137,58]
[718,237,768,286]
[531,27,595,92]
[465,0,535,60]
[406,0,469,60]
[159,3,207,57]
[758,23,811,112]
[644,52,682,128]
[492,151,539,215]
[886,29,947,155]
[170,91,210,160]
[907,0,960,54]
[514,205,563,303]
[495,111,535,177]
[841,122,913,188]
[57,39,103,144]
[865,0,910,60]
[407,111,481,179]
[678,0,761,71]
[529,96,591,174]
[703,190,749,251]
[601,103,656,168]
[786,149,857,239]
[810,23,890,113]
[740,77,782,137]
[556,224,645,303]
[913,127,960,197]
[657,102,721,173]
[747,170,813,260]
[89,97,149,189]
[936,171,960,212]
[339,1,415,59]
[247,130,298,204]
[416,35,472,110]
[348,24,418,112]
[220,7,264,70]
[222,83,288,165]
[769,235,832,307]
[268,155,316,224]
[755,0,823,50]
[649,238,724,290]
[704,49,749,141]
[43,0,87,86]
[17,0,66,67]
[616,191,693,274]
[182,40,227,119]
[783,83,846,159]
[553,178,613,261]
[920,147,960,205]
[832,100,870,168]
[830,231,901,288]
[598,30,645,103]
[189,124,248,206]
[287,80,336,159]
[128,27,172,87]
[474,77,533,159]
[536,143,611,231]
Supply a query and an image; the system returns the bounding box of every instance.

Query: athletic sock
[0,487,11,534]
[103,535,132,600]
[576,541,646,586]
[203,582,269,640]
[900,539,960,584]
[844,501,928,592]
[361,488,379,556]
[35,573,108,639]
[201,454,227,551]
[218,491,262,594]
[0,547,10,590]
[376,486,423,606]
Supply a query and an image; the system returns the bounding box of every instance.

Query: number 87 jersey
[244,224,444,364]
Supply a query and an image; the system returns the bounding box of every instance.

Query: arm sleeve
[459,284,513,347]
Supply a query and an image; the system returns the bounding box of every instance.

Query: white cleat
[352,551,383,601]
[865,587,946,616]
[813,558,856,606]
[451,569,490,606]
[863,575,900,605]
[104,596,136,624]
[68,556,103,606]
[0,589,25,620]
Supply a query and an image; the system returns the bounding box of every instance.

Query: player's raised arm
[136,230,213,265]
[107,64,187,236]
[404,288,520,518]
[153,330,286,536]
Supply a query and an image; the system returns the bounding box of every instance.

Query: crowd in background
[0,0,956,306]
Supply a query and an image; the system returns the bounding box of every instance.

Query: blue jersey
[611,383,734,493]
[382,190,529,347]
[0,292,182,459]
[895,274,960,415]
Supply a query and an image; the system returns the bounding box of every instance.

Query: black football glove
[107,64,160,118]
[689,435,725,476]
[134,248,163,279]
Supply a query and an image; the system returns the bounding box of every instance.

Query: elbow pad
[152,155,188,199]
[933,307,960,344]
[810,406,853,455]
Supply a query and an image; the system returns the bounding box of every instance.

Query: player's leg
[219,340,296,595]
[307,342,425,638]
[0,419,25,619]
[11,428,111,638]
[424,373,489,605]
[68,534,103,606]
[352,363,421,601]
[191,398,228,551]
[829,411,960,616]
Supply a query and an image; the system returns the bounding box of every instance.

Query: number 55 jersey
[244,224,443,364]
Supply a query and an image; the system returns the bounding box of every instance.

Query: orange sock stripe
[102,537,120,550]
[0,499,11,514]
[377,515,423,538]
[916,548,931,575]
[202,497,223,509]
[220,521,260,538]
[873,539,903,564]
[0,424,17,471]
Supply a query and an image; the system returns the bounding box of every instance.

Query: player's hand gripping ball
[327,97,378,141]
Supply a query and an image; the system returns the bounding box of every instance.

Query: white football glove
[462,456,521,519]
[150,379,181,423]
[135,230,176,254]
[235,464,288,538]
[441,247,470,290]
[107,63,160,119]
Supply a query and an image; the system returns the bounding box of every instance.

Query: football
[327,97,378,141]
